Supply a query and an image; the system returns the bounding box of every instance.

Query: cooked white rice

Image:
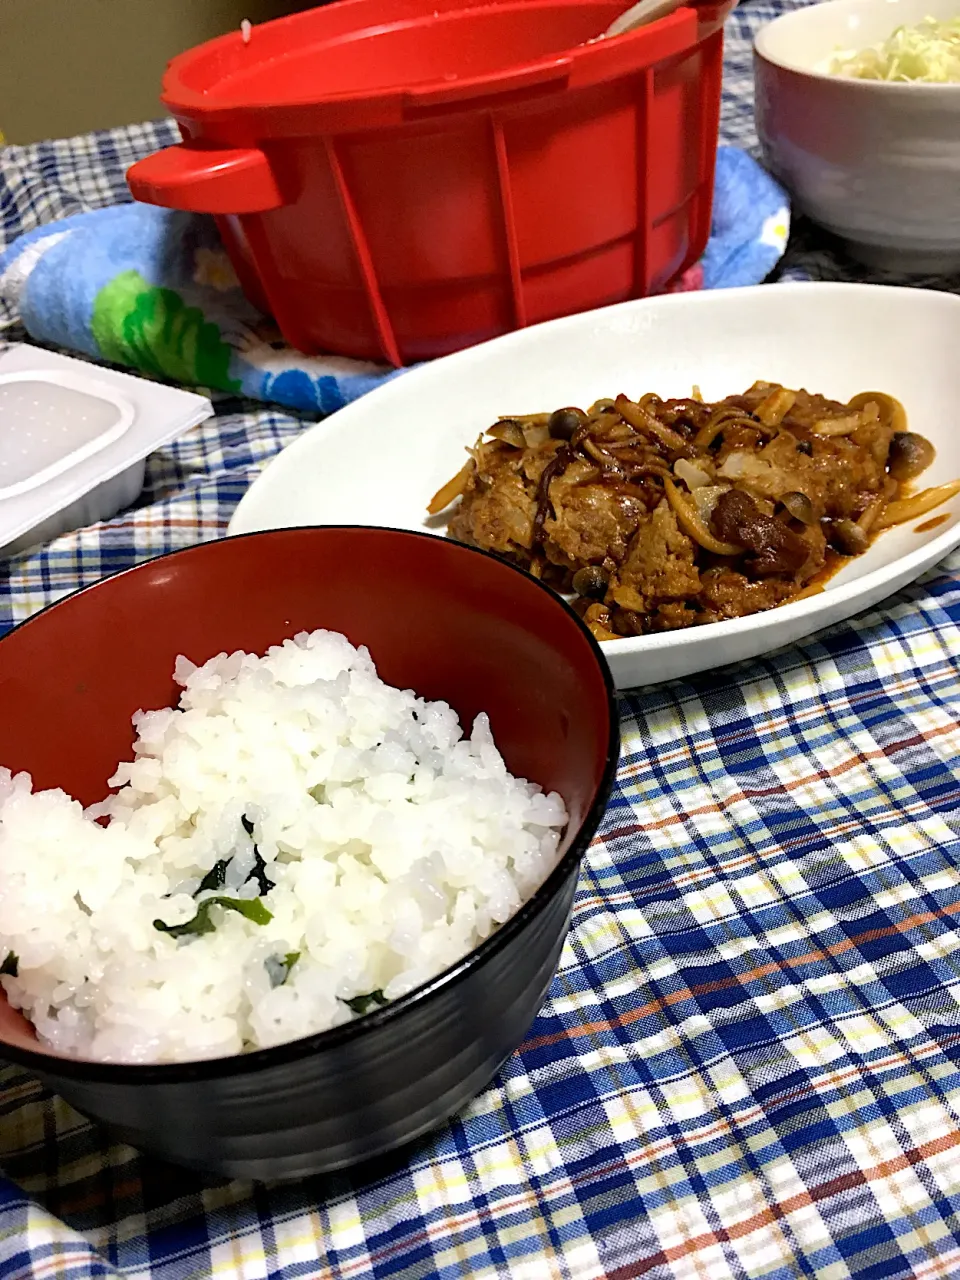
[0,630,567,1064]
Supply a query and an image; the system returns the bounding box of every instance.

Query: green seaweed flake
[344,990,388,1016]
[264,951,301,988]
[196,859,230,893]
[154,896,272,939]
[241,816,275,894]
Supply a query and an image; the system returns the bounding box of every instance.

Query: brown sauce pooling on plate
[915,513,951,533]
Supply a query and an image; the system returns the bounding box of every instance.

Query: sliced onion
[755,387,797,426]
[717,452,747,479]
[874,479,960,530]
[810,413,863,436]
[691,484,730,525]
[674,458,712,490]
[522,423,552,448]
[427,460,474,515]
[664,478,742,556]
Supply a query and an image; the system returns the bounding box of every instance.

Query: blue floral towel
[0,146,788,416]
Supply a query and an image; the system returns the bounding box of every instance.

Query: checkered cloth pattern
[4,2,960,1277]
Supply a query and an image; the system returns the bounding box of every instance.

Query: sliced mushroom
[779,491,816,525]
[846,391,908,434]
[548,407,587,441]
[572,566,610,599]
[828,518,869,556]
[489,420,526,448]
[887,432,936,483]
[616,397,691,455]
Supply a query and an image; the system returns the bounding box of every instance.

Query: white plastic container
[0,344,213,556]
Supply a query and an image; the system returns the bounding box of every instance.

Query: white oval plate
[230,283,960,690]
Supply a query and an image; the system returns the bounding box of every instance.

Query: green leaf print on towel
[92,270,240,392]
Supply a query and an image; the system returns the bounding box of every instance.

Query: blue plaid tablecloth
[4,3,960,1278]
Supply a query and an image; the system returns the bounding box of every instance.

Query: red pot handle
[127,144,285,214]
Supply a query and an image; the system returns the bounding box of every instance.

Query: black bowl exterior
[38,862,580,1180]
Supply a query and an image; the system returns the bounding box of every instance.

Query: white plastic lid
[0,373,135,499]
[0,344,213,552]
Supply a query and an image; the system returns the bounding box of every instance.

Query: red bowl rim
[0,526,620,1082]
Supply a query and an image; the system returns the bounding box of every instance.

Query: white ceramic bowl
[754,0,960,273]
[230,282,960,691]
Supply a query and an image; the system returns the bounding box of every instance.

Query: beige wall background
[0,0,305,144]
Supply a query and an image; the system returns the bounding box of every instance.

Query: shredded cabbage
[829,15,960,81]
